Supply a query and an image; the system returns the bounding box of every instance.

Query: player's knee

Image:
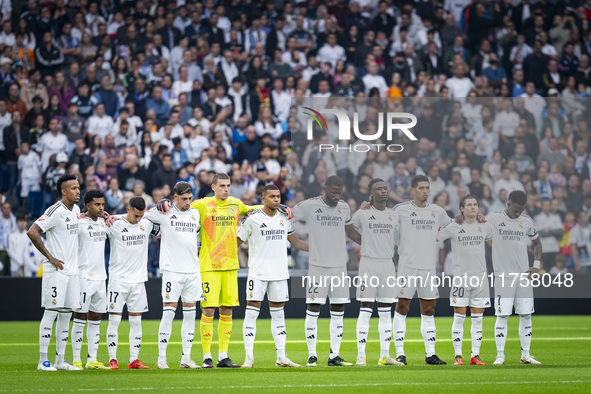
[330,304,345,313]
[73,312,87,320]
[307,304,321,313]
[395,302,410,315]
[87,311,101,321]
[360,302,374,309]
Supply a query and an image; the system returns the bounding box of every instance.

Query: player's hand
[526,267,540,279]
[79,212,87,219]
[278,204,293,219]
[100,211,116,227]
[360,201,371,210]
[156,199,171,213]
[476,213,486,223]
[455,214,464,224]
[49,256,64,270]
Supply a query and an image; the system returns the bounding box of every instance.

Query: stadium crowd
[1,0,591,276]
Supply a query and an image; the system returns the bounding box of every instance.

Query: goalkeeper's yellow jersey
[191,196,259,272]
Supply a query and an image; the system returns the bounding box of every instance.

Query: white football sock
[393,312,407,357]
[329,311,344,359]
[129,315,143,364]
[55,311,72,364]
[270,306,286,359]
[39,309,58,364]
[519,314,532,359]
[87,320,101,363]
[181,307,196,362]
[158,307,176,362]
[470,313,483,357]
[305,310,319,357]
[420,314,436,358]
[452,313,465,357]
[107,314,122,361]
[495,315,509,358]
[243,306,260,359]
[356,307,372,358]
[378,307,392,359]
[71,318,86,363]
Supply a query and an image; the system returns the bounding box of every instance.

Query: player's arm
[236,216,252,247]
[345,224,361,244]
[143,208,162,224]
[288,231,308,251]
[27,223,63,270]
[528,223,543,278]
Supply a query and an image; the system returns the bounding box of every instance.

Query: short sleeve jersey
[191,196,260,272]
[77,216,107,280]
[144,204,201,273]
[34,202,81,276]
[106,216,160,283]
[292,197,351,268]
[437,221,492,276]
[486,211,539,275]
[393,201,451,270]
[238,209,294,280]
[351,206,396,260]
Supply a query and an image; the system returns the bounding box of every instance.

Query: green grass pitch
[1,315,590,393]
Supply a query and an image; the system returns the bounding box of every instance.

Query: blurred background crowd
[1,0,591,278]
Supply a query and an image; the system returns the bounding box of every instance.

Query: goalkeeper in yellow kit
[157,173,291,368]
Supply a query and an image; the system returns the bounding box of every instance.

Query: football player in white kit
[486,190,543,365]
[437,195,491,366]
[28,174,82,371]
[238,184,308,368]
[292,175,354,367]
[391,175,451,365]
[105,197,160,370]
[71,189,110,370]
[143,182,204,370]
[345,178,404,367]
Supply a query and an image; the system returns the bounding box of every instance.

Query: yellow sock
[200,315,214,355]
[218,315,233,353]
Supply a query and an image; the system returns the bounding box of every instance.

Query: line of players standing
[28,172,542,371]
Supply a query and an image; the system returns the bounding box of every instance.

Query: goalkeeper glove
[156,199,171,212]
[277,204,293,219]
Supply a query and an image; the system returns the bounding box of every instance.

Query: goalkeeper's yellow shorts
[200,270,239,308]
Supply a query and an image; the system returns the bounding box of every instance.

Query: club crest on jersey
[388,215,392,221]
[140,225,145,231]
[101,222,105,227]
[431,210,435,217]
[338,207,342,213]
[191,215,196,221]
[478,226,482,232]
[519,222,524,228]
[280,220,284,226]
[76,213,79,219]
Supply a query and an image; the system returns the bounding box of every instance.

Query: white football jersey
[351,206,396,260]
[35,202,80,275]
[107,216,159,283]
[143,205,201,273]
[78,216,107,280]
[393,201,451,270]
[292,197,351,268]
[238,209,294,280]
[437,221,492,276]
[486,211,539,275]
